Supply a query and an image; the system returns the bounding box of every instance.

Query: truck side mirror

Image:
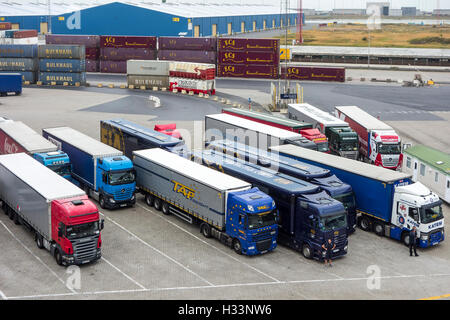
[58,224,63,238]
[100,219,104,230]
[102,172,107,183]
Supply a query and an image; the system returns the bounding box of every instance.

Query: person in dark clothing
[409,226,419,257]
[322,238,336,267]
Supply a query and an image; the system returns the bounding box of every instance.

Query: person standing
[409,226,419,257]
[322,237,336,267]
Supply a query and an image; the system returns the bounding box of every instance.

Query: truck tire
[401,232,411,247]
[8,207,14,221]
[358,216,372,232]
[232,239,242,255]
[373,221,385,236]
[302,244,313,259]
[145,194,154,207]
[55,249,63,266]
[99,195,106,209]
[161,202,170,215]
[13,212,21,225]
[200,223,212,238]
[35,233,44,249]
[154,198,162,211]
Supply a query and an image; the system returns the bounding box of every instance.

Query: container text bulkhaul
[45,75,74,81]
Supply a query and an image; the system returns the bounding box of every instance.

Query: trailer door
[412,159,418,181]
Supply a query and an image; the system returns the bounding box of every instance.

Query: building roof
[404,145,450,175]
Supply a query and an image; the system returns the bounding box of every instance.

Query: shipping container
[0,22,12,30]
[127,60,172,76]
[0,45,37,58]
[169,61,215,80]
[0,58,37,71]
[45,34,100,48]
[100,47,156,61]
[38,45,85,59]
[38,72,86,85]
[217,64,279,79]
[158,37,217,51]
[158,50,217,64]
[0,71,36,83]
[85,59,99,73]
[218,38,279,53]
[0,38,13,45]
[127,75,169,88]
[39,59,86,73]
[100,35,156,49]
[218,51,279,65]
[99,60,126,74]
[13,30,38,39]
[281,66,346,83]
[85,47,100,60]
[169,77,215,94]
[12,37,39,45]
[4,30,18,38]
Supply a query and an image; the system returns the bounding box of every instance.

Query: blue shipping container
[0,71,36,83]
[39,59,86,72]
[38,72,86,85]
[0,58,37,71]
[0,45,38,58]
[0,73,22,96]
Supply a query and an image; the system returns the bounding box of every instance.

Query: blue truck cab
[0,73,22,96]
[191,149,349,261]
[206,139,357,234]
[33,151,72,180]
[42,126,136,210]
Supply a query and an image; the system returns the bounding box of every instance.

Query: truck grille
[430,229,443,244]
[341,151,358,160]
[252,231,273,242]
[382,156,399,168]
[114,187,134,201]
[256,239,272,252]
[73,237,98,261]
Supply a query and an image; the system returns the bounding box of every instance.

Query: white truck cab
[369,129,402,169]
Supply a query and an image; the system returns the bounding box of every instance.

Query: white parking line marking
[101,257,146,290]
[137,203,282,283]
[0,221,76,294]
[99,213,214,286]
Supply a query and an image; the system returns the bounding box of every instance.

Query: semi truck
[205,113,317,151]
[206,139,357,233]
[100,119,188,159]
[221,108,329,153]
[133,148,278,255]
[0,73,22,96]
[0,120,72,180]
[335,105,402,170]
[271,144,445,248]
[190,148,349,261]
[0,153,103,266]
[287,103,359,159]
[43,127,136,210]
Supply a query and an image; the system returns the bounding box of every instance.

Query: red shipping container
[218,38,279,53]
[100,36,157,49]
[158,37,217,51]
[158,50,216,64]
[13,30,38,39]
[45,34,100,47]
[281,66,345,82]
[218,51,279,66]
[85,47,100,60]
[0,22,12,30]
[100,60,127,74]
[217,64,279,79]
[86,60,99,72]
[100,47,156,61]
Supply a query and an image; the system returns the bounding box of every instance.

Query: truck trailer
[133,148,278,255]
[0,120,72,180]
[287,103,359,159]
[0,153,103,266]
[190,148,349,261]
[205,113,317,151]
[335,105,402,170]
[206,139,357,233]
[43,127,136,209]
[271,144,445,248]
[0,73,22,96]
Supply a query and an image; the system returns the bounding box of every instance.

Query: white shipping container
[0,38,13,44]
[127,60,174,76]
[169,77,215,91]
[13,37,39,45]
[169,61,215,73]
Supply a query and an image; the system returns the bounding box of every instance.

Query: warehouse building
[0,1,298,37]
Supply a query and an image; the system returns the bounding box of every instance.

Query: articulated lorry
[133,148,278,255]
[0,153,103,266]
[335,105,402,170]
[205,113,317,151]
[207,139,357,233]
[272,144,445,248]
[100,119,187,159]
[287,103,359,159]
[0,120,72,180]
[43,127,136,209]
[191,148,349,261]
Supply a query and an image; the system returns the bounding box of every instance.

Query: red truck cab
[154,123,182,140]
[299,128,330,153]
[51,195,103,266]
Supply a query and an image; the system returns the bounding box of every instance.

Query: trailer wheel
[35,233,44,249]
[13,212,21,225]
[302,244,313,259]
[162,202,170,215]
[55,249,63,266]
[373,221,385,236]
[200,223,212,238]
[8,207,14,221]
[154,198,162,211]
[358,216,372,232]
[145,194,154,207]
[232,239,242,255]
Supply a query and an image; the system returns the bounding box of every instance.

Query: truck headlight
[248,246,255,250]
[109,198,116,203]
[344,245,348,251]
[421,234,428,241]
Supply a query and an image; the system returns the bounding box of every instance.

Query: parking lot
[0,84,449,300]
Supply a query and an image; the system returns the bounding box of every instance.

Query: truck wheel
[358,216,372,232]
[8,207,14,220]
[35,233,44,249]
[373,221,385,236]
[401,232,411,247]
[13,212,21,225]
[161,202,170,215]
[145,194,154,207]
[154,198,162,211]
[15,91,21,96]
[302,244,313,259]
[55,249,63,266]
[232,239,242,255]
[99,196,106,209]
[200,223,212,238]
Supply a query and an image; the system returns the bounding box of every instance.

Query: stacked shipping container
[217,38,280,79]
[169,62,216,95]
[99,36,157,73]
[127,60,171,89]
[0,45,38,83]
[281,66,346,83]
[0,29,39,45]
[157,37,217,65]
[37,45,86,86]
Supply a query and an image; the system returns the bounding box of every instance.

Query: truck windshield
[317,142,329,152]
[333,193,356,211]
[247,211,277,230]
[318,213,347,232]
[340,142,358,152]
[378,143,401,155]
[109,170,136,185]
[48,163,71,176]
[66,221,99,240]
[420,202,444,224]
